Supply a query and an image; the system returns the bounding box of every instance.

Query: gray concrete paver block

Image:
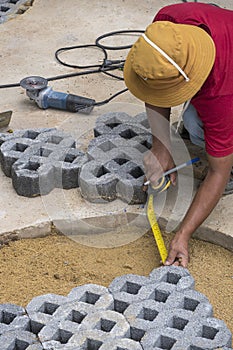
[0,303,26,335]
[79,309,131,337]
[149,265,195,291]
[99,337,143,349]
[0,128,87,196]
[0,329,39,350]
[0,267,231,349]
[79,112,153,203]
[26,293,69,327]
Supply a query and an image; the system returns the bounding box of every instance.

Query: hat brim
[124,23,216,107]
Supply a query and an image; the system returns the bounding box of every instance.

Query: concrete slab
[0,0,232,253]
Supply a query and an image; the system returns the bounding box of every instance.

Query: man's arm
[165,152,233,267]
[143,103,177,185]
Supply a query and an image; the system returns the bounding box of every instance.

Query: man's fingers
[164,250,189,268]
[170,172,177,186]
[164,249,177,266]
[178,255,189,268]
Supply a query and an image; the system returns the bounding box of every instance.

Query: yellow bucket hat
[124,21,216,107]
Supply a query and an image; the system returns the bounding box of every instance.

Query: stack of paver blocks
[0,266,231,349]
[0,112,151,203]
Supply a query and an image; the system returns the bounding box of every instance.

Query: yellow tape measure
[147,175,170,263]
[147,194,168,263]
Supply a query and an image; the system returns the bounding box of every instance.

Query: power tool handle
[66,94,95,114]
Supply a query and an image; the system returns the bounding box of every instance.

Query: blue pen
[144,157,200,186]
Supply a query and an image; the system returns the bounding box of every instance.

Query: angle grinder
[20,76,96,114]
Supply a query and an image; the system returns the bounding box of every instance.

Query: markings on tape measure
[147,194,168,264]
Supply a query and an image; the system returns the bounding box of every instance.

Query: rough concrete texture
[0,266,231,350]
[79,111,150,204]
[0,128,87,196]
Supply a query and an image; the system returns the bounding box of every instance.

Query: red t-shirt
[154,3,233,157]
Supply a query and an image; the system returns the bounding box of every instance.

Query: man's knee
[183,104,205,148]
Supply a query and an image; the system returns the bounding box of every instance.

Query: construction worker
[123,3,233,267]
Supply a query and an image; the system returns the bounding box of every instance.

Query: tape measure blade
[147,194,168,263]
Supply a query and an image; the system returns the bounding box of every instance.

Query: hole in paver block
[189,347,204,350]
[121,281,142,295]
[201,325,219,340]
[14,339,30,350]
[140,119,150,129]
[138,140,151,151]
[113,299,129,313]
[85,338,103,350]
[12,143,29,152]
[119,129,137,139]
[9,0,20,3]
[154,335,176,350]
[98,140,116,152]
[106,122,121,129]
[53,329,73,344]
[96,166,110,178]
[64,153,77,163]
[0,311,16,324]
[166,272,181,285]
[130,327,146,342]
[96,318,116,332]
[38,302,59,315]
[25,161,40,171]
[169,316,189,330]
[80,291,100,305]
[47,135,63,144]
[67,310,86,324]
[26,319,44,335]
[138,307,159,321]
[129,166,144,179]
[22,130,39,139]
[152,289,170,303]
[37,147,53,157]
[0,6,10,12]
[113,158,129,166]
[183,297,199,311]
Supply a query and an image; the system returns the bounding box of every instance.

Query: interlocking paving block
[87,134,151,163]
[149,265,195,291]
[68,284,109,302]
[94,111,150,137]
[99,337,143,349]
[26,293,68,327]
[79,111,152,204]
[79,309,131,337]
[79,158,146,203]
[0,128,87,196]
[0,266,231,349]
[141,317,232,350]
[0,329,39,350]
[0,304,26,335]
[39,287,114,345]
[0,0,33,24]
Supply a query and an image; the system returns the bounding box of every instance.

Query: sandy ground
[0,230,232,337]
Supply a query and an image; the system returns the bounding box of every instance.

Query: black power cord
[0,29,144,107]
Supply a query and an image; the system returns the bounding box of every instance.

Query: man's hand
[165,233,189,268]
[143,146,176,186]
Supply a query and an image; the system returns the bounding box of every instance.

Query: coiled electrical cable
[0,29,144,106]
